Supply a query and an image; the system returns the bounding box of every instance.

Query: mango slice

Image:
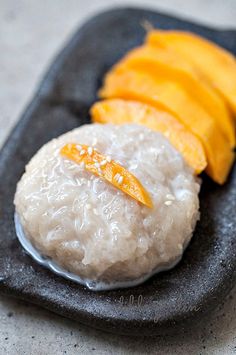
[91,99,207,174]
[60,143,153,208]
[99,68,234,184]
[117,45,235,147]
[146,30,236,116]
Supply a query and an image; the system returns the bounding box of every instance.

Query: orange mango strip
[99,68,234,184]
[60,143,153,208]
[146,30,236,117]
[119,45,235,147]
[90,99,207,174]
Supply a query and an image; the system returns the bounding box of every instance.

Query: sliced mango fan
[93,28,236,184]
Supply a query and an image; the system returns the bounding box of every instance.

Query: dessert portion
[14,124,200,290]
[14,29,235,290]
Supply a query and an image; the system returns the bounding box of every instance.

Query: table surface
[0,0,236,354]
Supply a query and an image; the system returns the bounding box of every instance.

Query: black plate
[0,8,235,336]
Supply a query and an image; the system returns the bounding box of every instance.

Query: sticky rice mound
[14,124,200,287]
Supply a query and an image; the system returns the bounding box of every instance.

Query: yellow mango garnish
[60,143,153,208]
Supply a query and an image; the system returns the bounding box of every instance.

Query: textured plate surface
[0,8,235,336]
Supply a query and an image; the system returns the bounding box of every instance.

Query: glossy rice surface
[14,124,200,285]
